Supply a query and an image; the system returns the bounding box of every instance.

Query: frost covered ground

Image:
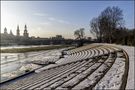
[0,44,134,90]
[116,45,134,89]
[0,48,66,83]
[93,43,134,89]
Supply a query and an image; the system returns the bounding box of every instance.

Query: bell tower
[23,24,29,37]
[4,27,8,34]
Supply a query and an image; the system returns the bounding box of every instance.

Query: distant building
[1,25,30,45]
[0,25,75,46]
[23,25,29,37]
[51,35,64,40]
[16,25,20,36]
[56,35,62,39]
[10,30,13,35]
[4,27,8,34]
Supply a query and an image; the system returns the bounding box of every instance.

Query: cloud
[33,13,70,25]
[48,17,56,21]
[33,13,48,17]
[40,22,51,26]
[48,17,70,24]
[58,20,70,24]
[33,13,70,24]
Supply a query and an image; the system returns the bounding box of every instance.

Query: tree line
[74,6,134,47]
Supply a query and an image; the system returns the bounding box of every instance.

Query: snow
[1,44,134,90]
[1,45,52,50]
[0,48,67,83]
[35,44,134,89]
[116,45,135,89]
[1,64,41,83]
[92,43,135,89]
[94,56,125,89]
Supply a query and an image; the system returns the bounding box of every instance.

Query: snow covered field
[0,48,66,83]
[0,44,134,90]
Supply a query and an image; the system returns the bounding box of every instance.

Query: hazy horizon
[1,1,134,39]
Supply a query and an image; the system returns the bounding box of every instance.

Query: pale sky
[1,1,134,39]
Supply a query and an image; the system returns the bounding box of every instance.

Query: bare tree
[74,28,85,47]
[99,6,124,43]
[90,17,102,42]
[74,28,85,40]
